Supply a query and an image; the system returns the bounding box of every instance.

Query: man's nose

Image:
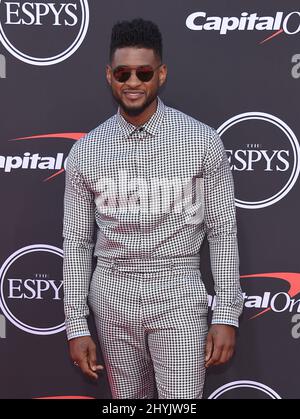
[126,70,142,87]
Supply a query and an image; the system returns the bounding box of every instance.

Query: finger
[87,344,96,371]
[87,344,104,372]
[80,357,98,380]
[217,347,234,366]
[206,345,223,368]
[205,334,213,363]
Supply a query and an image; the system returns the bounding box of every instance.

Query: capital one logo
[0,132,84,181]
[0,244,65,335]
[0,0,90,65]
[217,113,300,209]
[186,11,300,43]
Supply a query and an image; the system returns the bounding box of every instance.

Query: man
[63,18,243,399]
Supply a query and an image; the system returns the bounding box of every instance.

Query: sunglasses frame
[111,64,163,83]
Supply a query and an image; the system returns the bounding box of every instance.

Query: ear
[158,64,167,87]
[106,64,112,86]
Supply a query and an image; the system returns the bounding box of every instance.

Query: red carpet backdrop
[0,0,299,399]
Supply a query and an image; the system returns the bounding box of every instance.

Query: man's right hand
[69,336,104,380]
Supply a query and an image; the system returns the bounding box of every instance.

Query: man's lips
[123,90,145,100]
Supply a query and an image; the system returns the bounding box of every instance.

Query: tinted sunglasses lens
[136,67,154,82]
[113,67,131,82]
[112,66,155,82]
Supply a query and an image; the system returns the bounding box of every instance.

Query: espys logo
[208,380,281,399]
[0,244,65,335]
[186,11,300,44]
[0,0,89,65]
[217,113,300,209]
[0,132,84,181]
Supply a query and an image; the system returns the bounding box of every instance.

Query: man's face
[106,47,167,116]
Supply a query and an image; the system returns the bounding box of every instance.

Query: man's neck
[120,97,158,127]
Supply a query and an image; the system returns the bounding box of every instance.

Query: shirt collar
[116,96,165,139]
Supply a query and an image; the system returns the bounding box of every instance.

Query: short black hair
[110,18,162,62]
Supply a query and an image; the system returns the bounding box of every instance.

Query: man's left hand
[205,324,236,368]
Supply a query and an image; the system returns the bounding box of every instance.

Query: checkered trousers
[63,97,243,341]
[88,261,208,399]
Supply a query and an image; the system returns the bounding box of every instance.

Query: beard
[112,89,158,117]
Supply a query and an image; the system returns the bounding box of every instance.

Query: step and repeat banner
[0,0,299,399]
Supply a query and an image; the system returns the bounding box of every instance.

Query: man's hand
[69,336,104,380]
[205,324,236,368]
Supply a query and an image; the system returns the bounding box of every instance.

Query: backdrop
[0,0,299,399]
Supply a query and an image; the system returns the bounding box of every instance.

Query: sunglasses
[111,64,163,83]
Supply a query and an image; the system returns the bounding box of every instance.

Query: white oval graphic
[0,244,65,335]
[218,112,300,209]
[0,0,89,66]
[208,380,281,399]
